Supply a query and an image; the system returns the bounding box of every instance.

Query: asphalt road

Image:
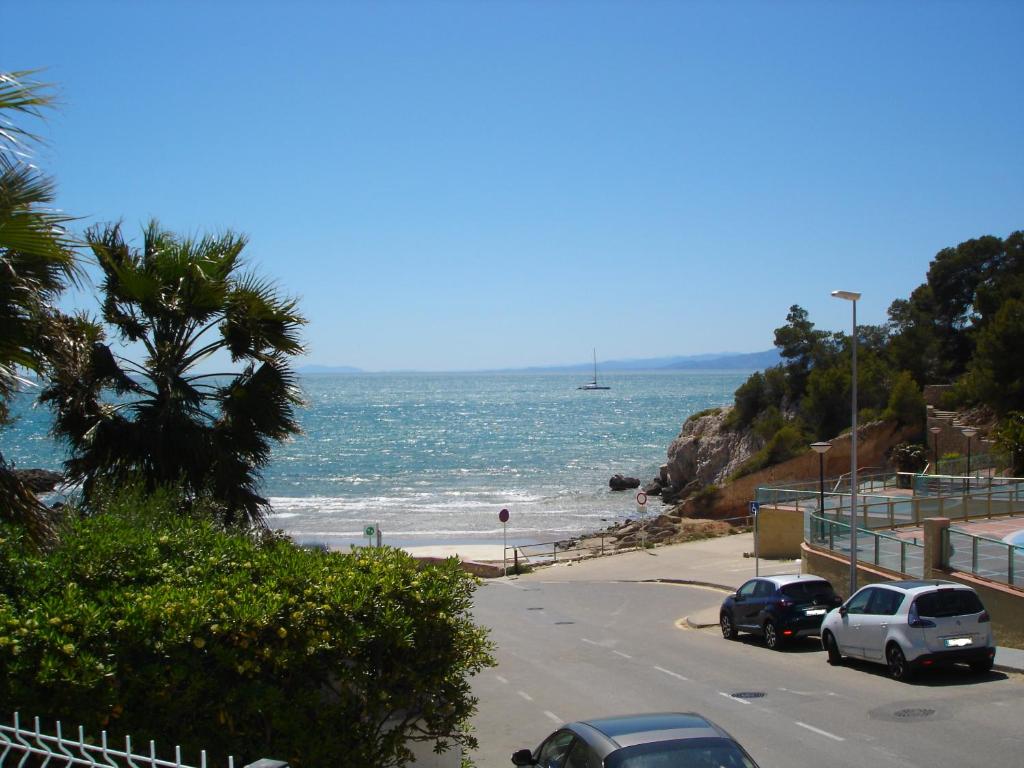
[469,578,1024,768]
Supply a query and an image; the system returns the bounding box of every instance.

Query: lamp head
[810,441,833,454]
[961,427,978,438]
[930,426,942,434]
[831,290,862,302]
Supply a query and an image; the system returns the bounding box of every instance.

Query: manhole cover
[730,692,765,699]
[527,607,544,611]
[554,621,575,625]
[894,708,935,719]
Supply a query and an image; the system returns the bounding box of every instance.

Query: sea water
[1,371,749,547]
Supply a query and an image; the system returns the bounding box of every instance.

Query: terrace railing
[945,529,1020,588]
[763,475,1024,532]
[806,513,924,579]
[935,452,1002,478]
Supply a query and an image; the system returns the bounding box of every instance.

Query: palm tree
[42,220,306,526]
[0,70,79,543]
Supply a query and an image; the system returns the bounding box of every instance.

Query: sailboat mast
[593,349,598,384]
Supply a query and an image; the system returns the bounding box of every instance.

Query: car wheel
[969,658,993,674]
[823,631,843,665]
[720,612,738,640]
[886,643,914,681]
[763,619,782,650]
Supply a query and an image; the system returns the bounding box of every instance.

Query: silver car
[819,579,995,681]
[511,712,760,768]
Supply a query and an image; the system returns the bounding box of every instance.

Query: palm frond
[0,70,55,155]
[222,273,306,359]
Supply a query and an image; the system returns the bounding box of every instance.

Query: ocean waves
[5,370,749,547]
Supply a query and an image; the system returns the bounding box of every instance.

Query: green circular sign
[364,525,376,537]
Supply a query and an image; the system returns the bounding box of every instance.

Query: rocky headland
[599,405,918,551]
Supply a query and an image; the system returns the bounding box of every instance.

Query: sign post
[364,524,377,548]
[636,492,648,551]
[749,501,760,576]
[499,508,510,576]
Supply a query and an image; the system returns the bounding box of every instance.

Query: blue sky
[6,1,1023,371]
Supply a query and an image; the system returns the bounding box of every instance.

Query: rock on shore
[608,474,641,491]
[664,407,760,494]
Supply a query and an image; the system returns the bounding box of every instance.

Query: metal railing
[504,515,754,570]
[0,713,250,768]
[763,476,1024,532]
[946,529,1019,588]
[756,471,899,501]
[914,473,1024,498]
[806,513,924,579]
[935,452,1002,477]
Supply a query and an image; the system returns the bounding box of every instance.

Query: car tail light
[979,611,991,623]
[908,603,936,629]
[783,629,793,636]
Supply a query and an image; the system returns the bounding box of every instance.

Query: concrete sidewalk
[509,531,1024,673]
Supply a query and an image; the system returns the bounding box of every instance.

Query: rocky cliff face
[665,407,761,492]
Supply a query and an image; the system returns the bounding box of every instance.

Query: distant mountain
[513,350,780,373]
[659,349,781,370]
[296,364,363,373]
[295,350,780,374]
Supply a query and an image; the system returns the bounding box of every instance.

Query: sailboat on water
[578,349,610,390]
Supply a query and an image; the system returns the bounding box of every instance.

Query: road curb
[640,578,735,592]
[636,578,734,631]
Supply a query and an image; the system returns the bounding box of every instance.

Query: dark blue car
[720,574,841,650]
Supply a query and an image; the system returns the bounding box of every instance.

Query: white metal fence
[0,713,258,768]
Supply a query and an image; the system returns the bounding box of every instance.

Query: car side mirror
[511,749,536,766]
[839,606,848,617]
[733,593,743,602]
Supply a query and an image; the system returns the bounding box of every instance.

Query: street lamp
[811,441,833,542]
[810,441,833,512]
[832,289,860,595]
[930,426,942,472]
[962,427,978,478]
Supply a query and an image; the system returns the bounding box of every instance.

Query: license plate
[944,637,973,647]
[805,608,827,616]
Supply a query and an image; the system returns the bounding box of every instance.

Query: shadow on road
[834,657,1009,686]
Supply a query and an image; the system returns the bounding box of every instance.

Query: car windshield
[914,589,985,618]
[606,738,758,768]
[780,581,835,602]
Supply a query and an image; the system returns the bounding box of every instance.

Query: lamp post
[962,427,978,479]
[810,441,833,542]
[832,290,860,595]
[930,426,942,472]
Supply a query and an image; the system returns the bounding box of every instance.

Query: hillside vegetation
[723,231,1023,473]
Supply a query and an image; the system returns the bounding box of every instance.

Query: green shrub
[889,442,927,473]
[751,406,786,442]
[994,412,1024,475]
[884,371,926,428]
[0,486,494,768]
[685,407,722,424]
[730,423,808,480]
[725,373,766,429]
[858,407,884,424]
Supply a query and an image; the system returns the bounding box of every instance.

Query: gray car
[511,712,760,768]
